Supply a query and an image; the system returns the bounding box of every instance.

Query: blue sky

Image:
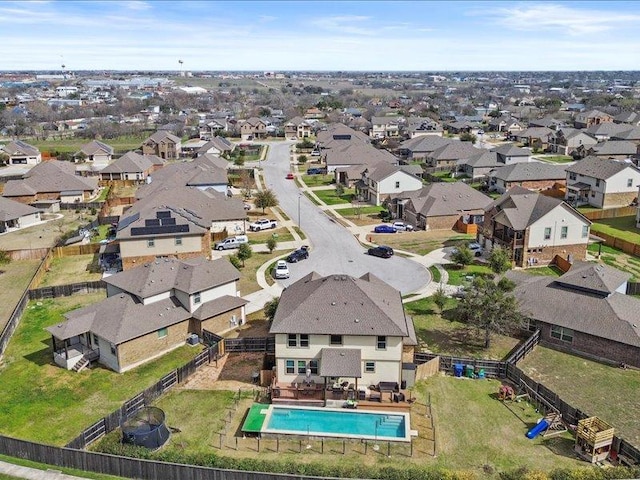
[2,1,640,71]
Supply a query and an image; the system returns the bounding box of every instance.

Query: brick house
[238,117,268,140]
[507,262,640,368]
[574,109,614,129]
[565,156,640,208]
[479,186,591,268]
[547,128,597,156]
[142,131,182,160]
[99,151,163,182]
[489,163,567,194]
[47,257,247,373]
[283,117,313,139]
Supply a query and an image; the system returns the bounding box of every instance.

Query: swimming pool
[258,405,412,442]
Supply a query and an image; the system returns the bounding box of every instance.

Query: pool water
[264,406,407,440]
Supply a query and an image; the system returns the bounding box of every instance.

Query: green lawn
[0,454,126,480]
[370,231,475,256]
[443,263,494,286]
[588,243,640,280]
[0,294,201,445]
[522,265,563,277]
[0,260,41,332]
[38,254,103,287]
[247,228,294,244]
[406,297,519,360]
[313,188,355,205]
[428,265,441,283]
[31,134,150,155]
[301,174,333,187]
[590,215,640,244]
[519,346,640,448]
[431,171,457,183]
[303,191,322,206]
[332,205,384,216]
[535,155,574,164]
[234,250,284,295]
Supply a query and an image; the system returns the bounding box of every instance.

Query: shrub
[228,255,242,269]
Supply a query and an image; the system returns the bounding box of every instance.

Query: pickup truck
[214,235,248,250]
[248,219,277,231]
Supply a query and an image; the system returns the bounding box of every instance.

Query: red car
[286,173,295,179]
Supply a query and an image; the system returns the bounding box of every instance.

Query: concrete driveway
[259,141,430,295]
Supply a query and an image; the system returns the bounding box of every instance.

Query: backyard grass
[0,211,95,250]
[38,254,103,287]
[588,243,640,280]
[443,263,494,286]
[0,293,202,445]
[31,134,150,155]
[430,171,457,183]
[519,346,640,447]
[313,188,355,205]
[369,231,475,256]
[0,260,41,332]
[0,454,127,480]
[301,174,333,187]
[535,155,574,164]
[406,297,520,360]
[590,215,640,244]
[521,265,563,277]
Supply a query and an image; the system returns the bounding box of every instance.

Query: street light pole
[298,194,301,230]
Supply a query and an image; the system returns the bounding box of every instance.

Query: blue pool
[262,406,409,441]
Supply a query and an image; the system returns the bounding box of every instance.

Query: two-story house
[574,109,613,129]
[565,156,640,208]
[238,117,268,140]
[547,128,597,157]
[357,163,423,206]
[142,131,182,160]
[479,187,591,268]
[283,117,313,140]
[369,116,403,139]
[1,140,41,165]
[489,163,567,194]
[269,272,417,398]
[47,257,247,373]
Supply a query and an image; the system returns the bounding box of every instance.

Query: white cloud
[310,15,374,36]
[489,3,640,35]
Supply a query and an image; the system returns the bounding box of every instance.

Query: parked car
[286,172,295,179]
[214,235,248,251]
[392,221,414,232]
[373,224,397,234]
[367,245,394,258]
[274,260,290,279]
[243,203,252,210]
[286,246,309,263]
[306,167,326,175]
[468,242,484,257]
[311,150,321,156]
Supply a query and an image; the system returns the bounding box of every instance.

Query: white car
[392,221,414,232]
[468,242,484,257]
[274,260,290,279]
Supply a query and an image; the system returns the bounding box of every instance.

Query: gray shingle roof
[2,140,39,156]
[78,140,113,156]
[192,295,248,320]
[407,182,492,217]
[269,272,414,341]
[491,162,567,182]
[399,135,451,154]
[324,142,397,168]
[488,187,570,230]
[0,196,42,221]
[319,348,362,378]
[146,130,181,144]
[554,261,630,296]
[428,141,481,161]
[2,160,97,197]
[585,122,629,136]
[492,143,530,156]
[458,151,500,168]
[100,151,154,174]
[590,140,637,156]
[506,269,640,348]
[566,156,640,180]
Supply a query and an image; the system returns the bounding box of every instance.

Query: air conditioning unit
[187,334,199,346]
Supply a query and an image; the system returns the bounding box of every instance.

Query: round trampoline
[121,407,170,449]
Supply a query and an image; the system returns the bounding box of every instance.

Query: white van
[214,235,248,250]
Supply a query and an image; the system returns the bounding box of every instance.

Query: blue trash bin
[454,364,464,377]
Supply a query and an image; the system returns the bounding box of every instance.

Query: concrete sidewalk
[0,460,91,480]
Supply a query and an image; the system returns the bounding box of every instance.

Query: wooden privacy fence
[413,352,507,378]
[54,243,102,257]
[505,329,540,364]
[590,230,640,258]
[60,202,103,211]
[67,343,222,450]
[582,206,636,221]
[4,247,50,262]
[28,281,106,300]
[224,336,275,353]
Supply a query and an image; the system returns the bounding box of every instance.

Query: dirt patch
[179,352,265,391]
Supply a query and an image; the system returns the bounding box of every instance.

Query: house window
[365,362,376,373]
[582,225,589,238]
[595,179,600,187]
[560,226,568,239]
[175,236,183,246]
[194,292,201,304]
[157,327,168,339]
[297,360,307,374]
[309,360,319,375]
[330,335,343,346]
[628,178,634,188]
[544,227,551,240]
[93,334,99,344]
[299,334,309,348]
[287,334,297,347]
[551,325,573,343]
[110,344,116,355]
[147,238,155,248]
[377,336,387,350]
[590,191,595,197]
[395,181,400,188]
[285,359,295,374]
[569,172,576,181]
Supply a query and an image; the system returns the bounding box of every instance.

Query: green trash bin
[465,365,475,378]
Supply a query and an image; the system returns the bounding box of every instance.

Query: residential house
[369,116,403,139]
[507,262,640,368]
[565,156,640,208]
[74,140,113,166]
[0,196,43,233]
[2,160,98,204]
[196,137,235,157]
[357,163,423,206]
[528,117,566,130]
[584,140,638,160]
[479,186,591,268]
[269,272,417,393]
[199,118,231,140]
[405,117,443,138]
[574,109,614,129]
[511,127,553,151]
[142,130,182,160]
[611,126,640,144]
[425,140,481,170]
[316,124,371,150]
[548,128,597,156]
[99,152,162,182]
[613,111,640,126]
[445,120,476,134]
[304,107,325,120]
[1,140,41,165]
[492,143,531,164]
[456,150,500,180]
[584,122,630,142]
[238,117,268,140]
[489,163,567,194]
[394,182,492,231]
[47,257,247,373]
[487,116,524,134]
[325,142,397,182]
[397,136,451,162]
[283,117,313,140]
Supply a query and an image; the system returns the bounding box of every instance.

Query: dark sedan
[286,246,310,263]
[367,245,394,258]
[373,224,397,234]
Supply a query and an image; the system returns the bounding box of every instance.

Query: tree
[489,245,512,274]
[266,236,277,253]
[457,276,524,349]
[254,189,278,212]
[0,250,11,265]
[298,154,308,164]
[451,245,474,267]
[335,183,345,197]
[237,243,253,267]
[263,297,279,322]
[432,285,448,313]
[228,255,242,270]
[459,132,477,144]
